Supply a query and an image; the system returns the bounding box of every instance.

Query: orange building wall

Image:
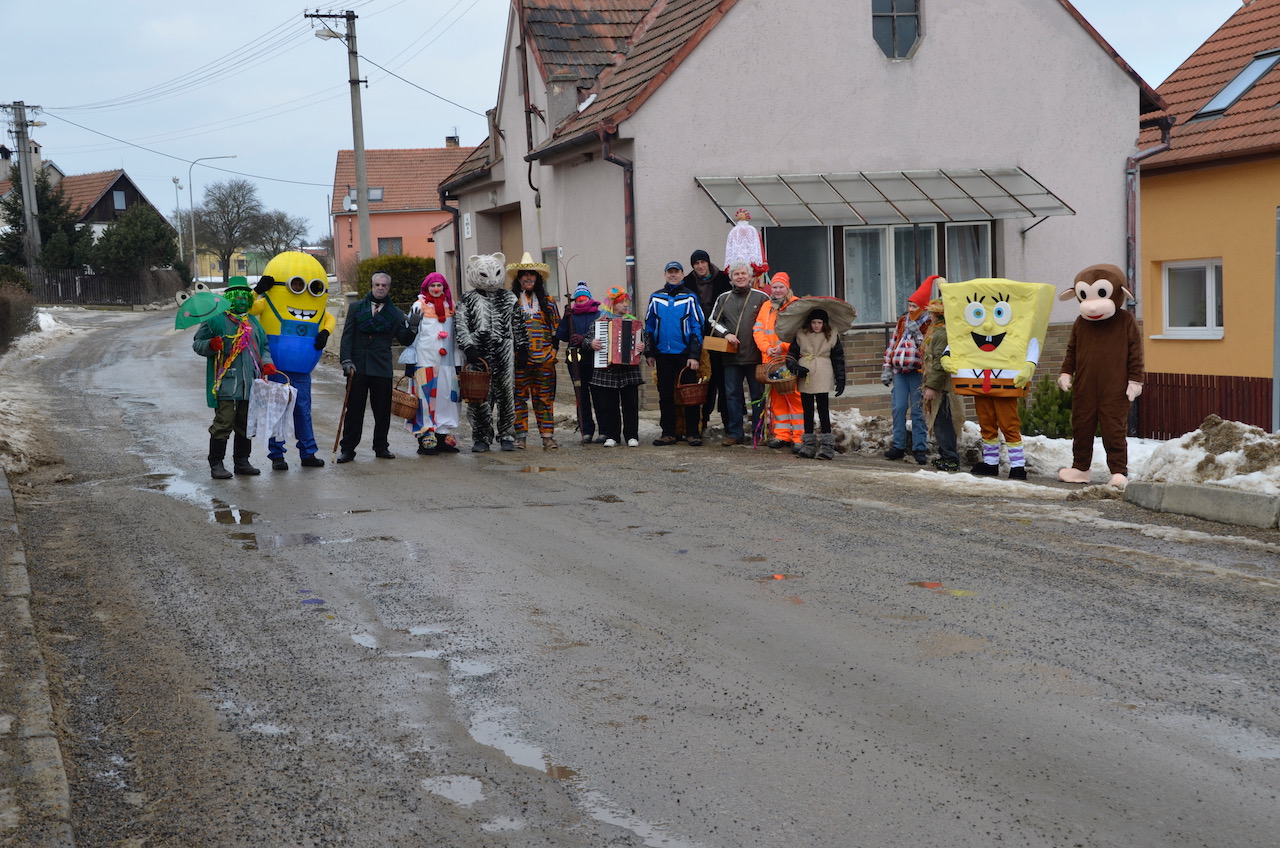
[333,209,452,281]
[1140,158,1280,379]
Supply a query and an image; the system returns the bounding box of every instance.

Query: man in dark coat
[337,271,413,462]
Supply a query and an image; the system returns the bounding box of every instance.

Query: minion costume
[193,279,275,478]
[940,279,1054,479]
[250,251,336,469]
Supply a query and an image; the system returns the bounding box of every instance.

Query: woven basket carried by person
[759,356,798,394]
[673,365,709,406]
[459,359,491,402]
[391,377,418,420]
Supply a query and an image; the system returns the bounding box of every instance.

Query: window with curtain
[944,222,992,281]
[873,0,920,59]
[1162,259,1223,338]
[844,225,939,323]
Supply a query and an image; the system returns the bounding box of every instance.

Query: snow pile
[0,309,77,474]
[831,407,1273,496]
[1138,414,1280,495]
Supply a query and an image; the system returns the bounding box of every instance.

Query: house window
[945,222,992,283]
[112,190,126,211]
[873,0,920,59]
[1198,50,1280,117]
[236,259,248,272]
[844,224,937,323]
[1162,259,1223,339]
[378,237,403,256]
[349,187,385,202]
[763,227,832,297]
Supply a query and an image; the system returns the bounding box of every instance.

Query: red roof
[0,169,124,220]
[330,146,475,215]
[1140,0,1280,169]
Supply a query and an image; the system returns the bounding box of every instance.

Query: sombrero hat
[774,296,859,343]
[505,251,552,283]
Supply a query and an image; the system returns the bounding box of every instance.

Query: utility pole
[172,177,185,264]
[7,102,44,263]
[306,10,372,266]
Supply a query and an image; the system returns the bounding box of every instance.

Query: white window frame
[1157,259,1224,340]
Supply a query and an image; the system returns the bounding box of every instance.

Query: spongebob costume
[250,251,337,469]
[940,279,1054,479]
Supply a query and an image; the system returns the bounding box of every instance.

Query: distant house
[329,140,476,281]
[1138,0,1280,436]
[436,0,1165,413]
[0,166,170,242]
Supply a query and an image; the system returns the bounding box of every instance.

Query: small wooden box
[702,336,739,353]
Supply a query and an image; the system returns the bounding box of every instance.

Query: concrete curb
[0,468,75,847]
[1125,481,1280,529]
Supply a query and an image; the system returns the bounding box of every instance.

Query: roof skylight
[1197,49,1280,117]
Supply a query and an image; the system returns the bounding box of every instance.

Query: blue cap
[665,261,683,272]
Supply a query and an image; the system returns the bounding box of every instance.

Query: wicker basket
[459,358,490,402]
[391,376,418,419]
[758,356,798,394]
[673,365,709,406]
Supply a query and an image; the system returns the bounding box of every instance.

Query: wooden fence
[1137,372,1272,439]
[27,266,186,306]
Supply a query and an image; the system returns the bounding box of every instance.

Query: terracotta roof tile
[56,170,125,219]
[440,139,498,192]
[1140,0,1280,168]
[330,146,475,215]
[524,1,654,81]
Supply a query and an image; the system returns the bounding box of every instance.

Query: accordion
[593,318,644,366]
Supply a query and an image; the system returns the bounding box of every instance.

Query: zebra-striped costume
[455,254,529,447]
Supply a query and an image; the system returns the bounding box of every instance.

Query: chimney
[445,135,460,148]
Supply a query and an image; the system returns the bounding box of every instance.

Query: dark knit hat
[809,308,829,323]
[690,249,711,266]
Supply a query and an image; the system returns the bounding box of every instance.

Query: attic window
[1197,49,1280,117]
[873,0,920,60]
[348,187,385,202]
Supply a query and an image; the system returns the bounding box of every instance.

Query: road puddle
[421,775,485,806]
[211,499,257,525]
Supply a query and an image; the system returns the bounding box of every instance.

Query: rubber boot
[815,433,836,460]
[796,432,818,459]
[232,434,260,476]
[208,437,232,479]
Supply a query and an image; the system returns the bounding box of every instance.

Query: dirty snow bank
[0,308,79,473]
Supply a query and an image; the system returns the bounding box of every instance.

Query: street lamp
[309,11,373,265]
[188,154,237,281]
[172,177,184,264]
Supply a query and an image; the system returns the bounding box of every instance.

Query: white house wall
[615,0,1142,321]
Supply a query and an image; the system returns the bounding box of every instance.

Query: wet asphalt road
[7,309,1280,847]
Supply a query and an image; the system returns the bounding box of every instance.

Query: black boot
[232,434,260,475]
[208,437,232,479]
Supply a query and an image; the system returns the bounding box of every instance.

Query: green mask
[227,289,253,315]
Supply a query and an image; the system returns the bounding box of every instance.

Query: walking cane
[566,345,584,436]
[333,369,353,459]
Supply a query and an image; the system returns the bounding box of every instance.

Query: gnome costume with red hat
[880,275,939,464]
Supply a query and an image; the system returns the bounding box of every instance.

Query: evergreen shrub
[353,255,436,307]
[1019,374,1073,438]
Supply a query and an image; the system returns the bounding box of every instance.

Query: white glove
[1057,373,1072,392]
[1126,381,1142,402]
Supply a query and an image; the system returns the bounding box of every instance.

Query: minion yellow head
[940,278,1054,396]
[252,251,336,372]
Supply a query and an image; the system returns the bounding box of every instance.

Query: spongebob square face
[940,279,1054,396]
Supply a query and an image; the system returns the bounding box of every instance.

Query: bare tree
[249,210,309,259]
[193,178,263,285]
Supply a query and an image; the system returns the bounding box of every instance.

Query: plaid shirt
[883,313,931,374]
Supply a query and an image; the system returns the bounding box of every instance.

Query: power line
[40,111,331,188]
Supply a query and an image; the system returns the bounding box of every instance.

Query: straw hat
[505,251,551,284]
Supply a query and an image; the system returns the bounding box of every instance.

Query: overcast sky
[4,0,1245,245]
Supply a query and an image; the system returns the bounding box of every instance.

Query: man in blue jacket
[644,261,704,446]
